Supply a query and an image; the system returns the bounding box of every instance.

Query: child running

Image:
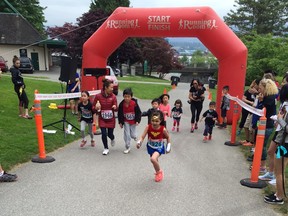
[170,99,183,132]
[200,101,218,142]
[142,98,164,126]
[137,110,171,182]
[78,91,96,147]
[118,88,142,154]
[159,94,171,128]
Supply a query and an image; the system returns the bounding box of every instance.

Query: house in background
[0,12,66,71]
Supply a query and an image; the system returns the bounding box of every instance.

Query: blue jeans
[203,124,213,136]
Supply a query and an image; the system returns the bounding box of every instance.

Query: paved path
[0,74,280,215]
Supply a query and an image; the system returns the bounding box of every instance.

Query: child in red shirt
[118,88,142,154]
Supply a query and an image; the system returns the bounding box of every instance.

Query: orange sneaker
[242,142,253,147]
[155,170,164,182]
[203,136,208,142]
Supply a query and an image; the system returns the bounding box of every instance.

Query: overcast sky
[39,0,236,27]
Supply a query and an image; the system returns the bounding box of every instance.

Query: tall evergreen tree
[90,0,130,13]
[0,0,46,35]
[224,0,288,36]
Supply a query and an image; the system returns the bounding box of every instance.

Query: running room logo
[106,19,140,29]
[147,15,171,31]
[178,19,218,30]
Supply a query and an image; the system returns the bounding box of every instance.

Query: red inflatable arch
[82,7,247,123]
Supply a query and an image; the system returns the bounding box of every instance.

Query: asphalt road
[0,71,280,216]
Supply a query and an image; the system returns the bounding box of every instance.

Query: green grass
[0,75,79,170]
[119,83,172,99]
[118,74,170,83]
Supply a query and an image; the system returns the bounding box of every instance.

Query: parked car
[0,56,8,72]
[106,66,119,95]
[19,57,34,73]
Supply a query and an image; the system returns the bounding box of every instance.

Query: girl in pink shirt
[159,94,171,128]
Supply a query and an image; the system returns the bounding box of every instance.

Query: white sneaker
[102,149,109,155]
[123,148,131,154]
[111,139,115,147]
[268,178,276,186]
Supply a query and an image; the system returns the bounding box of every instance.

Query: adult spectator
[188,79,205,132]
[238,79,260,142]
[68,72,80,115]
[264,83,288,205]
[257,79,278,173]
[10,55,32,119]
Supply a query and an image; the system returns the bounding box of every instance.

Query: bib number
[125,112,135,120]
[101,110,113,120]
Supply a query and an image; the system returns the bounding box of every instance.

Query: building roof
[0,13,44,45]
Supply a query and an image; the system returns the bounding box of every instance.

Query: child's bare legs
[74,99,79,114]
[267,141,277,172]
[150,152,161,172]
[223,117,227,125]
[244,127,250,141]
[70,99,75,114]
[18,106,23,116]
[274,157,288,199]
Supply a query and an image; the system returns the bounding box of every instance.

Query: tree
[90,0,130,13]
[46,23,79,57]
[179,55,189,66]
[0,0,46,35]
[224,0,288,36]
[191,50,205,67]
[47,8,141,66]
[139,38,181,76]
[242,33,288,84]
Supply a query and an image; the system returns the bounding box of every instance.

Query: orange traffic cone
[208,92,212,100]
[163,88,167,94]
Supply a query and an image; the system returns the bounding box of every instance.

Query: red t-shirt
[148,124,165,140]
[123,100,136,124]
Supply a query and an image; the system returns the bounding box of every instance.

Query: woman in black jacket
[10,56,32,119]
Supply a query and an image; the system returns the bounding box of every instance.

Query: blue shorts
[146,143,165,156]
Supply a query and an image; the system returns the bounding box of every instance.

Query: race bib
[101,110,113,120]
[124,112,135,120]
[148,139,164,149]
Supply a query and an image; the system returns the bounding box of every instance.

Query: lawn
[118,74,170,83]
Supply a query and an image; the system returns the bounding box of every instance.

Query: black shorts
[221,109,227,117]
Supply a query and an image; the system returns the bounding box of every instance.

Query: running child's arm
[137,125,149,148]
[163,128,171,153]
[92,113,96,125]
[200,110,207,122]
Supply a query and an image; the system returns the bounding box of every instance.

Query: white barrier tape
[35,90,101,101]
[225,94,264,117]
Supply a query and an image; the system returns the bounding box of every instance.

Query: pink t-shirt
[159,103,171,121]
